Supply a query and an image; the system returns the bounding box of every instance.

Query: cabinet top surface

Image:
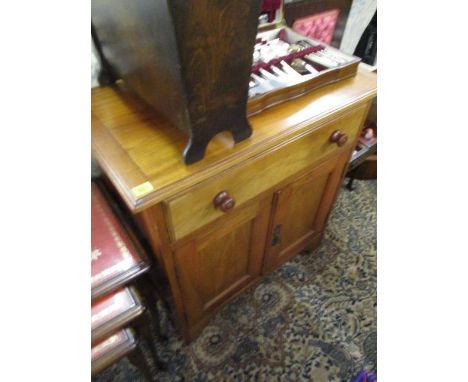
[92,66,376,212]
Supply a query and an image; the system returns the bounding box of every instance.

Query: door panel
[280,171,330,248]
[264,153,347,271]
[173,197,270,325]
[196,220,253,309]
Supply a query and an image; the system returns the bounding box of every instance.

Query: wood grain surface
[92,65,376,341]
[91,66,376,213]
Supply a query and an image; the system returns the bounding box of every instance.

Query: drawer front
[166,105,367,241]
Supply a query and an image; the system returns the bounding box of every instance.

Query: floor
[95,179,377,381]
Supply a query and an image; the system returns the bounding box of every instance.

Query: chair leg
[136,311,168,371]
[346,169,357,191]
[147,277,176,331]
[127,343,154,382]
[136,277,169,342]
[146,299,168,342]
[160,295,175,329]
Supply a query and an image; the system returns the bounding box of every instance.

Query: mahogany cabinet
[92,66,376,341]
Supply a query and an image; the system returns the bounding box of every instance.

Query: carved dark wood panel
[92,0,261,164]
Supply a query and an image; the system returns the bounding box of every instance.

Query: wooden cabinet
[92,66,377,341]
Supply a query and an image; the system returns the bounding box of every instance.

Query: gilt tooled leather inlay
[91,329,129,361]
[91,184,142,288]
[91,288,136,330]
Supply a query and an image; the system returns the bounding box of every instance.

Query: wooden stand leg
[182,117,252,165]
[136,277,169,342]
[346,176,355,191]
[127,344,154,382]
[346,169,357,191]
[182,135,210,165]
[231,119,253,143]
[136,311,168,371]
[146,300,169,342]
[92,25,118,87]
[146,274,175,329]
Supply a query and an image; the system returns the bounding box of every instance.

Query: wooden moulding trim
[92,114,150,212]
[91,287,145,343]
[91,264,149,301]
[130,94,374,213]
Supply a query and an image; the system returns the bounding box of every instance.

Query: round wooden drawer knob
[330,130,348,147]
[213,191,236,212]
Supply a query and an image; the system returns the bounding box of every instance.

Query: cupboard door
[172,197,271,329]
[264,153,348,272]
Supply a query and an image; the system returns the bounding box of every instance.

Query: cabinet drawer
[166,105,367,241]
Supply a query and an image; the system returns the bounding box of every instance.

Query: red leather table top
[91,183,146,296]
[91,328,131,361]
[91,328,136,374]
[91,288,138,331]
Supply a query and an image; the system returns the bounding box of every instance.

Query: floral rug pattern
[95,179,377,381]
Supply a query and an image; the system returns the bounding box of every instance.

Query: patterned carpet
[95,179,377,382]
